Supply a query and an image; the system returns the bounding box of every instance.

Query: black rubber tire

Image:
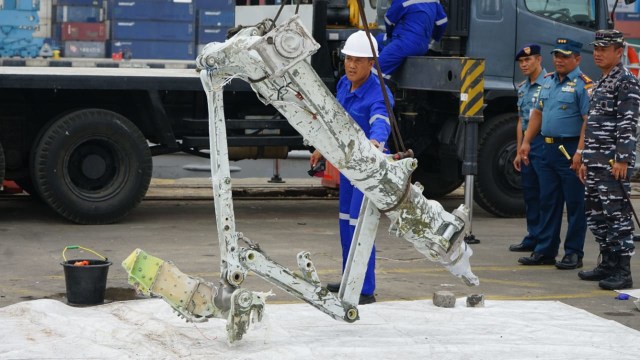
[474,113,525,217]
[0,141,5,186]
[31,109,152,224]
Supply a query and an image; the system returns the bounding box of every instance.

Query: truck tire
[474,113,525,217]
[31,109,152,224]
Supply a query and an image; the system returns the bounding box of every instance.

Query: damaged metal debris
[123,16,478,343]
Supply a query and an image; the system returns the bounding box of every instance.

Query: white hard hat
[341,30,378,58]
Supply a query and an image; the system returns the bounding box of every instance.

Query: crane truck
[0,0,633,223]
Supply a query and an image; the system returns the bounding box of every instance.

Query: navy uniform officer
[578,30,639,290]
[518,38,591,269]
[510,44,547,253]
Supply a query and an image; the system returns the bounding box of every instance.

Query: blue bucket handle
[62,245,108,262]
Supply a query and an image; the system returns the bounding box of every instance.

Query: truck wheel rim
[65,138,127,200]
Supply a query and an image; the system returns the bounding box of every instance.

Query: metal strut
[123,15,479,343]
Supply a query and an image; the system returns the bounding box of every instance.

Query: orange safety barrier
[321,161,340,189]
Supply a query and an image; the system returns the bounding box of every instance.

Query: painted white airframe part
[340,199,381,305]
[193,15,478,335]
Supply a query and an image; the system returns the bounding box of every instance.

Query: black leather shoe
[509,243,535,252]
[518,252,556,265]
[555,253,583,270]
[359,294,376,305]
[326,282,340,293]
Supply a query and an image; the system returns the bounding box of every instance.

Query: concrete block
[433,291,456,308]
[466,294,485,308]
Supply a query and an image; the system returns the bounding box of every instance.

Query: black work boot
[578,251,614,281]
[599,255,633,290]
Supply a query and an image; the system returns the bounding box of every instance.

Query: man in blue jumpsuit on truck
[310,31,392,305]
[375,0,448,77]
[518,38,591,269]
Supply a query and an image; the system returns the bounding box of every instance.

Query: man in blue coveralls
[510,44,546,253]
[518,38,591,269]
[310,31,393,305]
[375,0,448,77]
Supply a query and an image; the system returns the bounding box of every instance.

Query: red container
[61,22,108,41]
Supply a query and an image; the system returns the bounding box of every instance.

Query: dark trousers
[585,166,636,255]
[520,134,543,247]
[534,140,586,258]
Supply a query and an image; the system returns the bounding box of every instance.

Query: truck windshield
[525,0,597,29]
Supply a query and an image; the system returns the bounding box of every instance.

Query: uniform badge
[561,86,575,93]
[584,83,594,97]
[579,73,593,84]
[524,47,531,55]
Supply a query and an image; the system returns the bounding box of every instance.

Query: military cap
[515,43,541,61]
[551,38,583,55]
[591,29,625,47]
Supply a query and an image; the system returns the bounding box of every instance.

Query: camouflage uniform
[583,62,640,256]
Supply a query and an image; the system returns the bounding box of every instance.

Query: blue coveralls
[533,67,590,259]
[517,70,546,248]
[336,73,392,296]
[376,0,447,76]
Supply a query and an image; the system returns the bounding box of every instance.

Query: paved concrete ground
[1,178,639,332]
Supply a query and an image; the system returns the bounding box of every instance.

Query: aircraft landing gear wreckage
[123,16,478,343]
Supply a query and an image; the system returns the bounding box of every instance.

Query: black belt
[543,136,579,144]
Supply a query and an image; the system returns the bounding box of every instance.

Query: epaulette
[544,72,554,78]
[517,79,526,88]
[579,73,593,84]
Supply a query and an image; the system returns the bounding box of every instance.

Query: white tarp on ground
[617,288,640,299]
[1,298,639,359]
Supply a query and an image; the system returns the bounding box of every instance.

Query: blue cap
[515,43,541,61]
[551,38,583,55]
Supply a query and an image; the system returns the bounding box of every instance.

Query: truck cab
[361,0,623,216]
[0,0,632,224]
